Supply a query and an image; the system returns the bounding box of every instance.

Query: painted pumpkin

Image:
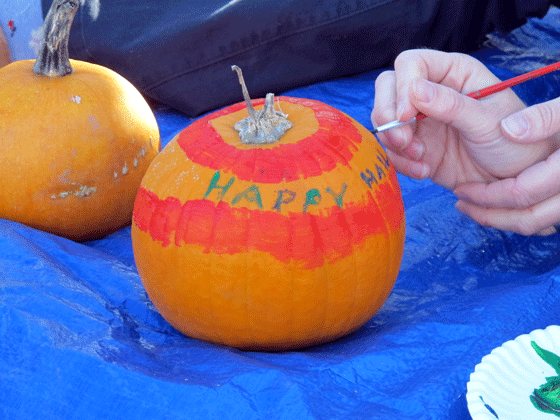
[131,67,405,350]
[0,0,160,241]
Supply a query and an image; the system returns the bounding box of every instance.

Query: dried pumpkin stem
[231,65,293,145]
[33,0,79,77]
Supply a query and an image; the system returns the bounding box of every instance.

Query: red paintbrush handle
[415,60,560,122]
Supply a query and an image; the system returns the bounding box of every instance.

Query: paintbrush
[371,60,560,134]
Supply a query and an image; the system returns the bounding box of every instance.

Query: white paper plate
[467,325,560,420]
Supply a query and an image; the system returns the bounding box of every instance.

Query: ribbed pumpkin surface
[132,96,405,350]
[0,59,160,240]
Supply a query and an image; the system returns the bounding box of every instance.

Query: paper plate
[467,325,560,420]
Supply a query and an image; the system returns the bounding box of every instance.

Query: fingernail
[419,164,429,179]
[390,130,406,149]
[502,114,529,138]
[536,226,557,236]
[412,162,429,179]
[407,142,424,160]
[412,79,434,103]
[455,200,467,214]
[453,189,467,201]
[413,143,424,160]
[396,101,406,121]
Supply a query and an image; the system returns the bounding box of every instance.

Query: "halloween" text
[203,154,390,213]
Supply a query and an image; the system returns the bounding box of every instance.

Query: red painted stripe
[378,170,405,232]
[133,187,394,269]
[177,97,362,184]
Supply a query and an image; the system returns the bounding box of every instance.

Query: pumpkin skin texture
[132,96,405,350]
[0,59,160,241]
[0,0,160,241]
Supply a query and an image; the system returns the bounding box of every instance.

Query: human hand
[453,96,560,235]
[371,49,555,192]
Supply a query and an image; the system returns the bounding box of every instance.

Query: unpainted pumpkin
[131,67,405,350]
[0,0,160,241]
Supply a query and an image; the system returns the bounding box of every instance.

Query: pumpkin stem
[33,0,79,77]
[231,65,293,145]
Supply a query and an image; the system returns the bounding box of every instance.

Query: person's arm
[0,25,11,67]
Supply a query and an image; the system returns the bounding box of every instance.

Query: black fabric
[42,0,558,117]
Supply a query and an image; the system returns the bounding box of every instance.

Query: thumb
[501,98,560,143]
[409,78,490,135]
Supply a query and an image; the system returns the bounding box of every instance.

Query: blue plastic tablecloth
[2,9,560,420]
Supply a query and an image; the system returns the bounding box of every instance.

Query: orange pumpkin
[131,67,405,350]
[0,0,160,241]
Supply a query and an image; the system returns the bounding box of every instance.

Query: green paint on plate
[530,341,560,417]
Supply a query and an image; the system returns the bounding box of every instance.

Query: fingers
[501,97,560,143]
[408,78,505,139]
[372,70,422,164]
[372,70,412,150]
[392,49,454,122]
[372,49,468,150]
[386,149,430,180]
[455,194,560,236]
[453,148,560,235]
[392,50,494,122]
[372,50,489,139]
[454,148,560,209]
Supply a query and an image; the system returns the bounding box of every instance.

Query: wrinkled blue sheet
[2,8,560,420]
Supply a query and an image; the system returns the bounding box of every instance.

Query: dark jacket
[42,0,559,116]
